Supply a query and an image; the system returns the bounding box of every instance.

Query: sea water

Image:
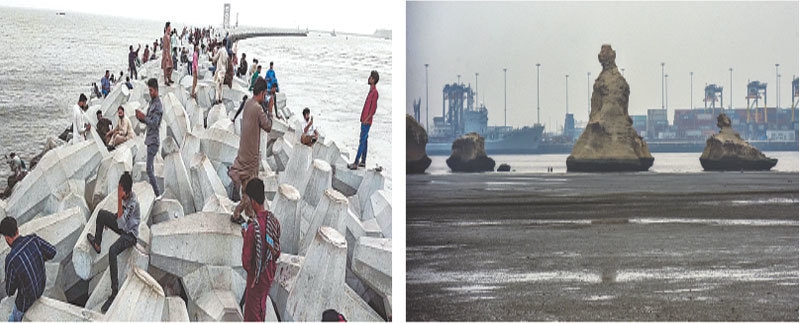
[0,6,392,187]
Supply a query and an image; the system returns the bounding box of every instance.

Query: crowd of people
[1,20,382,322]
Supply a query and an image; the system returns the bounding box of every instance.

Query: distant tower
[223,3,231,29]
[746,81,767,123]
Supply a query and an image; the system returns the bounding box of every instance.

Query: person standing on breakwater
[142,44,150,63]
[101,70,111,98]
[162,22,174,86]
[211,41,229,104]
[248,58,259,79]
[191,43,199,99]
[1,217,56,321]
[229,77,272,225]
[136,79,163,199]
[72,93,91,143]
[240,178,280,322]
[86,172,140,313]
[348,70,379,170]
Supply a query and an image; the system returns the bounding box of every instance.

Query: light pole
[729,68,733,109]
[565,74,569,115]
[503,68,508,127]
[776,63,780,108]
[475,72,479,104]
[536,63,541,125]
[457,74,461,84]
[587,72,591,119]
[661,62,665,110]
[424,63,429,131]
[665,74,669,110]
[690,72,694,110]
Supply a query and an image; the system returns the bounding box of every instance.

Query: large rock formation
[699,113,778,171]
[406,114,431,174]
[446,132,496,172]
[567,44,654,172]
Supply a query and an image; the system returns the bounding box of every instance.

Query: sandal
[87,234,101,254]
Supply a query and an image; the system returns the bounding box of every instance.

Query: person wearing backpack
[240,178,281,321]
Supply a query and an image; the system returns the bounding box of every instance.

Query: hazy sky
[407,1,799,132]
[2,0,392,34]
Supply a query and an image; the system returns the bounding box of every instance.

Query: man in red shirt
[241,178,281,321]
[348,70,379,170]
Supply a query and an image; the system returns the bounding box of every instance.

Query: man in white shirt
[300,107,319,147]
[72,94,91,144]
[211,41,228,104]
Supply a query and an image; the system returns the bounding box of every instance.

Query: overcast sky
[2,0,391,34]
[407,1,799,132]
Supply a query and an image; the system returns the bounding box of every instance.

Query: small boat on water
[56,12,66,16]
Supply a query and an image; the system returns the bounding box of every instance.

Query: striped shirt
[4,234,57,312]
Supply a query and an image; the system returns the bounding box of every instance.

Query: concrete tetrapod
[150,212,243,278]
[201,193,236,214]
[198,126,239,169]
[180,131,202,172]
[355,169,386,218]
[161,92,192,147]
[206,104,227,130]
[0,207,86,283]
[72,181,155,280]
[189,153,228,212]
[279,144,313,195]
[163,296,190,321]
[84,244,149,312]
[6,139,104,225]
[272,184,301,255]
[162,137,196,215]
[303,159,333,208]
[331,165,364,197]
[277,227,382,321]
[44,180,90,221]
[104,266,166,321]
[181,265,247,321]
[150,198,185,225]
[22,296,104,321]
[91,147,133,208]
[272,137,291,172]
[352,236,392,297]
[299,189,348,256]
[363,190,392,238]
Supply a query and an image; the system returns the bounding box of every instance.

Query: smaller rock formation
[446,133,495,172]
[497,164,511,172]
[567,44,654,172]
[406,115,431,174]
[699,113,778,171]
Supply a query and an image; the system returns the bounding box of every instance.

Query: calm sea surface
[426,151,799,175]
[0,6,392,187]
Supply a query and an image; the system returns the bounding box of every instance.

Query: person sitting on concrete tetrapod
[86,171,140,313]
[106,106,135,148]
[72,93,92,144]
[1,217,57,321]
[101,70,111,98]
[301,107,319,147]
[95,110,112,144]
[241,178,281,322]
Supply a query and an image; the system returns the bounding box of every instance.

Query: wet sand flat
[407,172,799,321]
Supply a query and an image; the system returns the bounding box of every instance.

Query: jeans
[146,144,160,196]
[8,304,23,321]
[95,210,137,292]
[354,123,370,164]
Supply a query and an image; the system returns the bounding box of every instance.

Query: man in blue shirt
[101,70,111,98]
[135,78,164,198]
[1,217,57,321]
[266,61,278,92]
[86,172,140,313]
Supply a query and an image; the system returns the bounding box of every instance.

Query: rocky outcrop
[699,113,778,171]
[446,132,496,172]
[567,44,654,172]
[406,114,431,174]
